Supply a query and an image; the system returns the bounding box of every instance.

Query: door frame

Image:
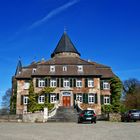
[61,91,73,107]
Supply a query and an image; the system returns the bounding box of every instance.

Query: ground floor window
[23,96,28,105]
[76,93,83,103]
[50,94,57,103]
[104,96,110,104]
[38,95,45,104]
[88,93,95,104]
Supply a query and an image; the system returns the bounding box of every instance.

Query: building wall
[16,77,111,115]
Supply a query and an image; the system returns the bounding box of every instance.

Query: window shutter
[45,79,48,87]
[36,78,39,87]
[101,95,104,104]
[48,94,50,103]
[57,93,59,101]
[100,80,103,90]
[110,95,112,104]
[85,78,88,87]
[61,78,63,87]
[57,78,59,87]
[70,78,72,87]
[95,94,97,104]
[83,93,88,103]
[73,94,76,106]
[48,78,50,87]
[21,95,23,105]
[73,79,76,87]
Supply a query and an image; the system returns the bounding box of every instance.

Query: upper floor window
[24,81,30,89]
[50,94,57,103]
[50,66,55,72]
[63,79,70,88]
[88,79,94,87]
[88,93,95,104]
[104,96,110,105]
[50,78,57,87]
[23,96,28,105]
[38,95,45,104]
[63,66,67,72]
[38,79,45,87]
[103,82,110,90]
[76,93,83,103]
[77,65,83,72]
[76,79,82,88]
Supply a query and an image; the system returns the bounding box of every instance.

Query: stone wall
[23,112,46,123]
[109,113,121,122]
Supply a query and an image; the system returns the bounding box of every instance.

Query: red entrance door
[63,96,71,107]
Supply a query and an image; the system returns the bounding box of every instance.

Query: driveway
[0,121,140,140]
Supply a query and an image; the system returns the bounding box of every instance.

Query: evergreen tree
[110,76,123,113]
[27,81,37,113]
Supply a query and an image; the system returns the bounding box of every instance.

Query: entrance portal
[63,96,71,107]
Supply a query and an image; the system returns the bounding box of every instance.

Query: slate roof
[15,57,115,79]
[51,32,81,58]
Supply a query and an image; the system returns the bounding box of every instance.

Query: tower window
[50,66,55,72]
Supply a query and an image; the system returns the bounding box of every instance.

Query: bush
[101,105,112,113]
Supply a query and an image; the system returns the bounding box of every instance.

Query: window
[88,79,94,87]
[104,96,110,104]
[77,65,83,72]
[76,79,82,88]
[38,79,45,87]
[63,66,67,71]
[63,79,70,88]
[23,96,28,105]
[50,78,57,87]
[76,94,83,103]
[32,68,36,73]
[50,94,57,103]
[24,81,30,89]
[50,66,55,72]
[88,94,95,104]
[103,82,110,90]
[38,95,45,104]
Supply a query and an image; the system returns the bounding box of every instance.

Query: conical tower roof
[51,32,80,58]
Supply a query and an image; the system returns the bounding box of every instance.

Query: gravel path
[0,121,140,140]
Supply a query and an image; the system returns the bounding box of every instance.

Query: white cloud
[29,0,80,29]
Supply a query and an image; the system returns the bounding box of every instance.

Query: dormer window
[63,66,67,72]
[77,65,83,72]
[32,68,36,73]
[50,66,55,72]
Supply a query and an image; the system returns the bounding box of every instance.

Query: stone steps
[48,107,78,122]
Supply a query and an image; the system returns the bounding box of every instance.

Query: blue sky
[0,0,140,106]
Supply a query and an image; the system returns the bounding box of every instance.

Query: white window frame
[23,96,28,105]
[88,79,94,87]
[50,94,57,103]
[76,94,83,103]
[63,66,67,72]
[88,93,95,104]
[50,78,57,87]
[103,82,110,90]
[38,79,45,87]
[76,79,82,88]
[77,65,83,72]
[50,66,55,72]
[63,79,70,88]
[104,96,110,105]
[24,81,30,89]
[38,95,45,104]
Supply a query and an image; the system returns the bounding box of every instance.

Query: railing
[48,101,59,118]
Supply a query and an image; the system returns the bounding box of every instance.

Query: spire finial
[64,26,67,33]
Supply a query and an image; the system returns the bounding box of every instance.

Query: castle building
[13,32,115,115]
